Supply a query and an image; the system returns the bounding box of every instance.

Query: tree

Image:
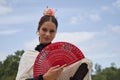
[0,50,24,80]
[95,63,102,73]
[93,63,120,80]
[0,61,3,78]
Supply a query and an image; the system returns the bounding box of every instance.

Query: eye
[42,28,47,32]
[50,29,55,33]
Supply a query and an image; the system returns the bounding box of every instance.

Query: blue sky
[0,0,120,71]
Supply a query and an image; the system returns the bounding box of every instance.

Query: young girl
[16,8,92,80]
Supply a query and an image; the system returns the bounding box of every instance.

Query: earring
[37,32,39,36]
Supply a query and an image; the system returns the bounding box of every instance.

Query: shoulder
[19,50,39,64]
[21,50,39,58]
[16,50,39,79]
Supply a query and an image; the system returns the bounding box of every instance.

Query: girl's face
[38,21,57,44]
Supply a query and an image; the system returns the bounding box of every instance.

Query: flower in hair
[44,8,55,16]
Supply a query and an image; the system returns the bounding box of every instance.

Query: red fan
[33,42,85,77]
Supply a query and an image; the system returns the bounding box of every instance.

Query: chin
[44,41,51,44]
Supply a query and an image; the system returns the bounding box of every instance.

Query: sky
[0,0,120,71]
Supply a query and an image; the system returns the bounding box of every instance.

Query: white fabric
[16,50,39,80]
[59,58,92,80]
[16,50,92,80]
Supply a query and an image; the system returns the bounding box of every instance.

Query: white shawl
[16,50,39,80]
[16,50,92,80]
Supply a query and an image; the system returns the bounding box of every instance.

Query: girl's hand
[43,64,66,80]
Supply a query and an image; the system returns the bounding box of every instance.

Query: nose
[46,31,50,36]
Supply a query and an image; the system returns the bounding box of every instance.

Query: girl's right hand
[43,64,66,80]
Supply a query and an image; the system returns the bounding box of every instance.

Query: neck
[35,42,51,52]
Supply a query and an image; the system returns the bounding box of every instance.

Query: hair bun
[44,8,55,16]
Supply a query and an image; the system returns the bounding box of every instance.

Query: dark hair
[37,15,58,31]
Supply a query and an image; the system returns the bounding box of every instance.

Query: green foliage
[0,50,24,80]
[93,63,120,80]
[95,63,102,73]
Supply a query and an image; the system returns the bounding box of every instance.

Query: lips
[44,37,50,41]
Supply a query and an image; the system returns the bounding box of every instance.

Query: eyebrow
[42,27,56,32]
